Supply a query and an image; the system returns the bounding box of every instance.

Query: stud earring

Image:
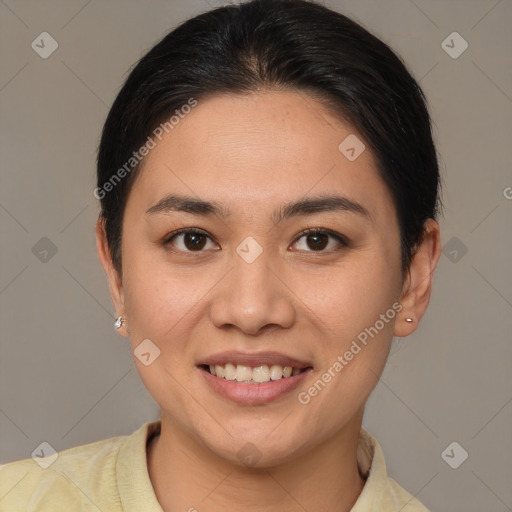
[405,317,414,323]
[114,316,126,329]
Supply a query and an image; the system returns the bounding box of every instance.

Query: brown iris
[184,233,207,251]
[306,233,329,251]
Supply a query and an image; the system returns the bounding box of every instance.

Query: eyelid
[163,227,211,242]
[291,227,349,251]
[162,227,349,253]
[162,227,220,252]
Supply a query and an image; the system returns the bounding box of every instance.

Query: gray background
[1,1,511,511]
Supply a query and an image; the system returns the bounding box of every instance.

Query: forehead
[129,91,395,220]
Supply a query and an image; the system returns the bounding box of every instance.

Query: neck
[147,414,366,512]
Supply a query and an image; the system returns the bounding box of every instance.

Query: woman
[0,0,441,510]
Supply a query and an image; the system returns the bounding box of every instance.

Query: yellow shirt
[0,421,429,511]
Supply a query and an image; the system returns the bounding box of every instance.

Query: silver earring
[114,316,126,329]
[405,317,414,323]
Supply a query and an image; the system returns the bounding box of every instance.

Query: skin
[96,90,441,511]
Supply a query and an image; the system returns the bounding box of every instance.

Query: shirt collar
[117,420,163,512]
[351,428,389,510]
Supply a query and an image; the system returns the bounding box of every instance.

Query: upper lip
[198,351,312,369]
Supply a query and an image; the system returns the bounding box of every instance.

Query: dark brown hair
[96,0,441,274]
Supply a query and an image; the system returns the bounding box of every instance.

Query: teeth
[235,365,252,382]
[253,365,270,383]
[224,363,236,381]
[207,363,305,383]
[270,364,283,380]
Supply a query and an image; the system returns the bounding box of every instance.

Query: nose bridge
[234,245,274,300]
[209,238,296,333]
[231,240,279,312]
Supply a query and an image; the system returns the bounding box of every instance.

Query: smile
[203,363,307,384]
[197,353,312,404]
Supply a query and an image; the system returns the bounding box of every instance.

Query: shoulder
[0,431,129,512]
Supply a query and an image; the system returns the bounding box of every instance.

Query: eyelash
[294,227,349,251]
[162,227,349,254]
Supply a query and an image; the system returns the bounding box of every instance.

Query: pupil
[185,233,206,250]
[308,233,327,250]
[182,233,329,251]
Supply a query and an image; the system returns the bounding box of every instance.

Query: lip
[199,365,312,405]
[197,351,313,406]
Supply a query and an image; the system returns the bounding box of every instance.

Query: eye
[292,228,348,252]
[162,227,347,254]
[163,228,219,252]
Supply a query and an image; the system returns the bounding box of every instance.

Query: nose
[209,247,296,336]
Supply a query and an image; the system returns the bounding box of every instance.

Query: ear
[394,218,441,337]
[95,217,128,337]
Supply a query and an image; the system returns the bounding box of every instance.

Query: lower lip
[198,367,312,405]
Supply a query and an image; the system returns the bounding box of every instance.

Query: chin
[198,422,309,469]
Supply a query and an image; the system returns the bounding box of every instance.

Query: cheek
[291,253,401,341]
[287,250,401,418]
[120,262,205,411]
[292,263,399,435]
[123,267,201,341]
[120,241,185,336]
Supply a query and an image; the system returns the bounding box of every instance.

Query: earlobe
[95,218,127,335]
[394,219,441,338]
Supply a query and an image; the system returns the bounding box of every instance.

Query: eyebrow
[146,193,371,223]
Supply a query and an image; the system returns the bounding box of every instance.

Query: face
[103,91,409,466]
